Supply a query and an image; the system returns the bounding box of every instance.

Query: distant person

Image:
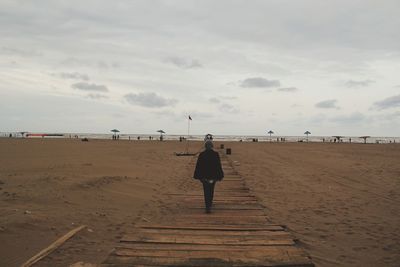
[193,140,224,213]
[204,133,213,141]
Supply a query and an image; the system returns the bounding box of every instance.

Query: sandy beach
[0,139,399,266]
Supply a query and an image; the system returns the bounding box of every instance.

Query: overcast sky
[1,0,399,136]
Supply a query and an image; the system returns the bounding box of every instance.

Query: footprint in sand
[352,246,367,251]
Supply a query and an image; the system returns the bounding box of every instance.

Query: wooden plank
[125,228,290,238]
[179,209,265,216]
[133,224,284,231]
[121,231,292,242]
[170,222,272,228]
[172,194,256,198]
[21,225,86,267]
[103,251,313,267]
[174,193,255,197]
[111,247,312,264]
[115,243,301,252]
[185,205,264,210]
[180,202,259,206]
[172,218,267,225]
[112,246,303,259]
[175,215,266,220]
[181,197,258,202]
[120,234,295,245]
[109,243,314,266]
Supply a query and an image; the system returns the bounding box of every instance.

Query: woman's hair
[205,140,213,150]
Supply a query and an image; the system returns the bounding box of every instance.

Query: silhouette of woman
[193,140,224,213]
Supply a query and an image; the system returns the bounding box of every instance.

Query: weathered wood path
[102,152,314,266]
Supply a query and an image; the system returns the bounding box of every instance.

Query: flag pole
[186,115,190,153]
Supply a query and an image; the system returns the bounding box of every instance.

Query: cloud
[184,111,214,120]
[86,93,108,100]
[124,92,178,108]
[71,82,108,92]
[164,57,202,69]
[373,94,400,110]
[219,103,239,114]
[52,72,89,81]
[309,114,327,124]
[1,2,400,136]
[382,111,400,120]
[344,79,375,88]
[60,58,119,70]
[277,87,298,92]
[1,46,42,57]
[209,97,239,113]
[330,112,366,124]
[209,97,220,104]
[239,77,280,88]
[97,60,119,69]
[223,96,238,100]
[291,103,303,108]
[315,99,339,109]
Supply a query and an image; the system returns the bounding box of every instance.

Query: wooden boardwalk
[102,153,314,267]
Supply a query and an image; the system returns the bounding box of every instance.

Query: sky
[1,0,399,136]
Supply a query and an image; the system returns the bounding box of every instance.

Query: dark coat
[193,150,224,181]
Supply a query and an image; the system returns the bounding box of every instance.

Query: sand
[228,142,400,266]
[0,138,197,267]
[0,139,399,266]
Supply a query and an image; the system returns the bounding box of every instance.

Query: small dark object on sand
[81,138,89,142]
[175,152,196,156]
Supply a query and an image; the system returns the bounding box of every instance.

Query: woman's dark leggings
[202,181,216,210]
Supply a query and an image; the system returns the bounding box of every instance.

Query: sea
[1,132,399,144]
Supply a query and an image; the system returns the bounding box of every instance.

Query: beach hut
[304,131,311,142]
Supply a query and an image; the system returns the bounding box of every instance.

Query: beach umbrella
[267,130,274,142]
[359,136,370,144]
[157,130,166,141]
[111,129,120,139]
[304,131,311,142]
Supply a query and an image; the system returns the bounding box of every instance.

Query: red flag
[189,115,192,120]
